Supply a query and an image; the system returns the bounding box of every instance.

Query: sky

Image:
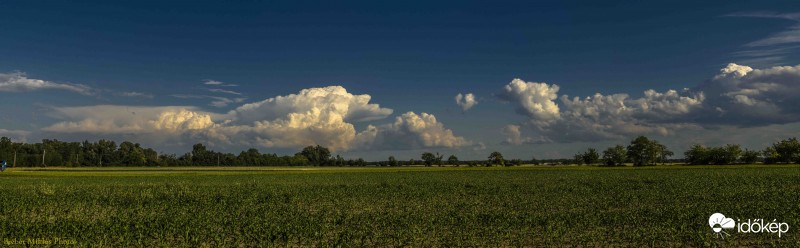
[1,0,800,160]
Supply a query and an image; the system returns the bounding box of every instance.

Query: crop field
[1,165,799,246]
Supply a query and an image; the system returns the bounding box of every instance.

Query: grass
[1,165,798,246]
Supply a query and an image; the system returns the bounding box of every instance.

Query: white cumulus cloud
[455,93,478,112]
[355,112,471,150]
[229,86,393,124]
[498,79,561,126]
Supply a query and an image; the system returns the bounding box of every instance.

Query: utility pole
[42,149,46,166]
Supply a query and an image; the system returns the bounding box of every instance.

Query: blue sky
[2,0,800,160]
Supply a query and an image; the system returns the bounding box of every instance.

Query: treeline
[571,136,800,166]
[0,138,312,167]
[0,136,799,167]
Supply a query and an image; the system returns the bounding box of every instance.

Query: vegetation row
[0,136,798,167]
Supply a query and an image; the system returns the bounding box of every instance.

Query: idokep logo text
[709,213,790,238]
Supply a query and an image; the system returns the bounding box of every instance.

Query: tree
[626,136,672,166]
[740,149,760,164]
[190,143,216,166]
[582,148,600,165]
[718,144,742,165]
[447,155,459,166]
[420,152,442,167]
[118,141,146,166]
[238,148,263,166]
[299,145,331,166]
[685,144,742,165]
[602,145,627,167]
[771,138,800,163]
[388,156,398,166]
[97,139,117,166]
[763,146,779,164]
[684,144,710,165]
[573,154,583,165]
[488,151,505,166]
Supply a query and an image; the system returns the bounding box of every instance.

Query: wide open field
[1,165,798,246]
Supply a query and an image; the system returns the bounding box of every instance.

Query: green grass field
[1,165,798,246]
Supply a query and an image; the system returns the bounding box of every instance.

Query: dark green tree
[771,138,800,163]
[488,151,505,166]
[740,149,760,164]
[421,152,442,167]
[602,145,627,166]
[299,145,331,166]
[626,136,672,166]
[447,155,459,166]
[582,148,600,165]
[118,141,146,166]
[684,144,710,165]
[573,154,583,165]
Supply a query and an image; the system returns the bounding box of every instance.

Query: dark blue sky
[2,0,799,159]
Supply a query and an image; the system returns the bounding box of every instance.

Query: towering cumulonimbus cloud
[229,86,393,124]
[498,63,800,144]
[42,86,470,152]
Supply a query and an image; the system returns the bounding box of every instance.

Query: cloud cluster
[43,106,215,134]
[499,63,800,144]
[209,86,392,151]
[0,72,93,95]
[455,93,478,112]
[499,79,704,143]
[357,112,471,150]
[697,63,800,125]
[44,86,469,152]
